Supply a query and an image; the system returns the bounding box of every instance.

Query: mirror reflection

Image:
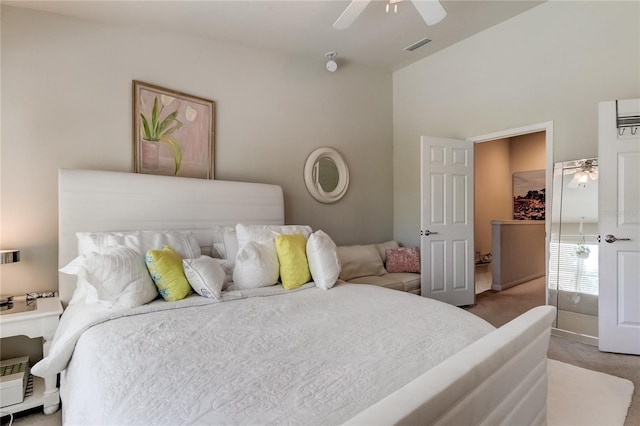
[548,158,599,339]
[316,157,339,192]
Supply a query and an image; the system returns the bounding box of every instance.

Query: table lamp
[0,249,20,305]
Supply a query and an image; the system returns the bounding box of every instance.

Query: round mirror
[304,147,349,203]
[317,157,339,192]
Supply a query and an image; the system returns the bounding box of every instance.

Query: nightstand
[0,296,63,415]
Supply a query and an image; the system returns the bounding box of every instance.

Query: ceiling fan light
[573,172,588,184]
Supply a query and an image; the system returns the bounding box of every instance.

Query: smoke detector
[325,51,338,72]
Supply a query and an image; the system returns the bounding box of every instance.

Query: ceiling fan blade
[412,0,447,26]
[333,0,372,30]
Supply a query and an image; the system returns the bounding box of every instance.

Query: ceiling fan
[565,159,598,189]
[333,0,447,30]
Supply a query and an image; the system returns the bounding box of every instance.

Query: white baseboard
[551,328,598,346]
[491,272,545,291]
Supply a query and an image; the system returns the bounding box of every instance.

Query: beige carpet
[548,359,634,426]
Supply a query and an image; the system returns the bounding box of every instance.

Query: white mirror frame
[304,147,349,203]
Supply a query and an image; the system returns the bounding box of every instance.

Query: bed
[33,169,555,425]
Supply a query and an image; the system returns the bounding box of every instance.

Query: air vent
[404,37,432,52]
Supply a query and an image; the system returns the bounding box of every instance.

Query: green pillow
[275,233,311,290]
[145,246,191,301]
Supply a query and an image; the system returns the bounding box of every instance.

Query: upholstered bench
[337,241,421,295]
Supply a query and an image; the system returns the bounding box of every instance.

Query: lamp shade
[0,250,20,264]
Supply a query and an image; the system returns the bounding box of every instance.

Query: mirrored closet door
[548,158,599,339]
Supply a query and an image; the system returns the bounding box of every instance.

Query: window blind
[548,235,599,295]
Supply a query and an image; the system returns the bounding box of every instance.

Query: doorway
[470,122,553,302]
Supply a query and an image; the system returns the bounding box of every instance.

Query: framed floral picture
[133,81,215,179]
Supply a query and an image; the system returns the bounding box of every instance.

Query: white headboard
[58,169,284,305]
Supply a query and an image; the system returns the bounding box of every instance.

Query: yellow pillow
[275,233,311,290]
[145,246,191,301]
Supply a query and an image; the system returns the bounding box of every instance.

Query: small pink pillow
[385,247,421,273]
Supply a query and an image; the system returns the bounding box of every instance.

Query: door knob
[604,234,631,243]
[420,230,439,236]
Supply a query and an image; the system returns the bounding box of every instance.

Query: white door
[598,99,640,355]
[420,136,475,306]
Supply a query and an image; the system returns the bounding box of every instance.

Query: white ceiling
[4,0,545,72]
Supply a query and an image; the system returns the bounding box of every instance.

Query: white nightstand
[0,296,63,415]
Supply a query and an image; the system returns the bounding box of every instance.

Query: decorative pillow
[337,244,387,281]
[376,240,400,264]
[306,230,341,290]
[183,256,226,300]
[275,234,311,290]
[72,230,199,305]
[385,247,421,273]
[59,246,157,308]
[233,224,313,289]
[145,246,191,301]
[233,241,280,289]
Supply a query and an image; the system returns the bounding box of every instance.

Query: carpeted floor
[465,278,640,426]
[467,276,547,327]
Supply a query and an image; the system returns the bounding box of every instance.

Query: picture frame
[133,81,215,179]
[513,169,545,220]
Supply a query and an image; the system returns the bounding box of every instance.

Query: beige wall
[474,138,511,255]
[492,221,546,290]
[474,132,546,255]
[509,132,546,176]
[393,1,640,248]
[0,6,394,296]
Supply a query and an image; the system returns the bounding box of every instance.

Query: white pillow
[212,226,234,259]
[63,257,93,306]
[77,230,201,259]
[223,228,239,261]
[235,224,312,249]
[233,224,312,288]
[232,241,280,289]
[73,230,201,302]
[183,256,226,300]
[306,230,341,290]
[60,246,157,308]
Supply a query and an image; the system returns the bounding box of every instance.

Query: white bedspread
[43,284,494,425]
